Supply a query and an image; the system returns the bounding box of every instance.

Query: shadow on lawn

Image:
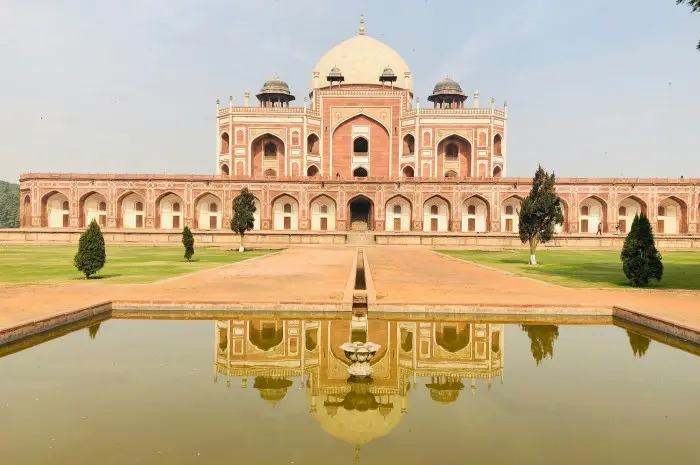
[72,274,122,281]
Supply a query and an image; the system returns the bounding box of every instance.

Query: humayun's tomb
[11,17,700,247]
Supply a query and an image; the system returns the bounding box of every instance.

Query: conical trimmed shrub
[182,225,194,261]
[74,219,106,278]
[620,213,663,287]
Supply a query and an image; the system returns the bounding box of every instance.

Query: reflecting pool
[1,316,699,464]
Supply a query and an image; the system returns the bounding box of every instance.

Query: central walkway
[1,246,699,337]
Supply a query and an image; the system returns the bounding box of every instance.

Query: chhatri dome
[312,15,412,91]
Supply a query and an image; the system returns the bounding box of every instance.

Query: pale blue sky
[1,0,698,182]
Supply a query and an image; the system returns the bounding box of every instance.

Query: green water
[0,317,699,464]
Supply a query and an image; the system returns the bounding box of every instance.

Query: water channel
[1,316,699,464]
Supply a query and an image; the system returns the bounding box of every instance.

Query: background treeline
[0,181,19,228]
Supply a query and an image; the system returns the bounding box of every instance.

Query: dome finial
[359,14,365,35]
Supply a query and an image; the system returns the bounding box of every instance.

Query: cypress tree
[231,188,256,252]
[74,219,106,278]
[518,165,564,265]
[620,213,663,287]
[182,225,194,261]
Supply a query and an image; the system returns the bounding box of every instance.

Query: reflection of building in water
[214,318,504,448]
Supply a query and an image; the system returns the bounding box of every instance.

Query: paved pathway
[0,247,354,329]
[1,246,699,338]
[366,247,700,328]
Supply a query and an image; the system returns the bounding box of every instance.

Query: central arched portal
[348,196,373,231]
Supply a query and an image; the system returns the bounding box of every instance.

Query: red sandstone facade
[17,18,700,237]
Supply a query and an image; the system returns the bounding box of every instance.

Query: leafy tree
[620,213,663,287]
[518,165,564,265]
[182,225,195,261]
[626,330,651,358]
[521,325,559,365]
[73,219,106,278]
[88,323,101,340]
[0,181,19,228]
[677,0,700,50]
[231,188,256,252]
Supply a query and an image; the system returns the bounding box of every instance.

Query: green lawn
[0,245,276,284]
[438,249,700,290]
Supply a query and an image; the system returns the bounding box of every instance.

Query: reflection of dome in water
[425,379,465,404]
[254,377,293,406]
[311,382,405,445]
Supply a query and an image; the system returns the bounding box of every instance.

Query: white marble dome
[312,31,412,91]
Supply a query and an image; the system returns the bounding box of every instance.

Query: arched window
[173,202,181,213]
[135,202,144,212]
[445,143,458,159]
[283,203,292,214]
[353,137,368,153]
[493,134,502,155]
[220,132,229,153]
[307,134,319,154]
[505,205,514,215]
[402,165,415,178]
[444,170,458,178]
[403,134,415,154]
[320,204,328,214]
[264,169,277,177]
[619,206,627,216]
[581,205,589,216]
[209,202,218,213]
[353,167,368,178]
[430,205,439,215]
[221,164,229,176]
[307,165,319,177]
[62,200,69,211]
[468,205,476,215]
[393,204,402,215]
[291,131,300,146]
[264,142,277,157]
[98,201,106,211]
[658,206,665,216]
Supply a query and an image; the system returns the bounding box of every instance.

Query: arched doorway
[348,196,373,231]
[353,167,368,178]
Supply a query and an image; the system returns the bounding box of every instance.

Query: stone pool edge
[1,300,699,348]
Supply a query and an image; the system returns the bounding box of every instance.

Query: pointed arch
[21,193,32,227]
[493,133,503,156]
[220,163,229,176]
[462,194,490,232]
[310,194,337,231]
[348,194,375,231]
[402,165,415,178]
[403,133,415,154]
[272,194,299,230]
[579,195,608,234]
[493,165,503,178]
[156,191,184,229]
[306,164,320,177]
[331,112,391,136]
[437,133,472,178]
[194,192,222,230]
[79,190,108,228]
[116,190,146,228]
[657,196,688,234]
[250,132,286,178]
[423,195,451,232]
[617,195,646,234]
[220,132,229,153]
[385,194,413,232]
[501,195,522,233]
[306,133,320,155]
[41,190,70,228]
[555,197,569,233]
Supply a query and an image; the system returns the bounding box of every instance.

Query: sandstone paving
[366,247,700,330]
[0,247,355,330]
